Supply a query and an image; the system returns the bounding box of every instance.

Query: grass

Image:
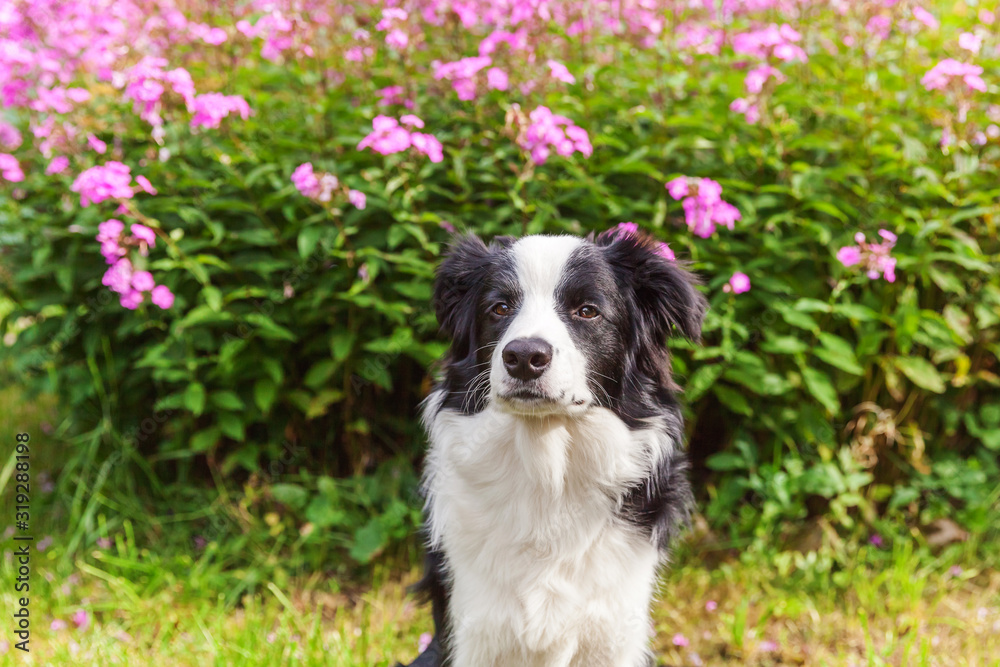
[2,377,999,666]
[1,540,998,666]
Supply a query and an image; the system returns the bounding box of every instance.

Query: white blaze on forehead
[512,235,583,303]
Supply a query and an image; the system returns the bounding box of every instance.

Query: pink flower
[547,60,575,84]
[837,246,862,266]
[672,177,741,237]
[487,68,509,91]
[317,174,339,202]
[866,16,891,40]
[292,163,320,198]
[190,94,251,129]
[0,122,22,150]
[400,114,424,129]
[51,620,68,631]
[666,177,689,200]
[922,59,986,93]
[838,230,897,282]
[869,534,885,547]
[410,132,444,162]
[87,134,107,154]
[617,222,639,237]
[434,57,492,100]
[758,640,779,652]
[377,86,406,106]
[151,285,175,309]
[135,175,157,195]
[386,29,409,50]
[348,189,367,209]
[97,219,125,241]
[131,271,155,292]
[912,6,939,29]
[0,154,24,182]
[46,156,69,175]
[519,106,592,164]
[71,162,134,207]
[705,600,718,612]
[418,632,433,653]
[656,242,675,261]
[958,32,982,54]
[358,115,412,155]
[72,610,90,631]
[103,259,134,294]
[745,66,784,94]
[672,633,689,647]
[130,224,156,246]
[724,272,751,294]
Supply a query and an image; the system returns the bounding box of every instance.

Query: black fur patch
[432,234,518,415]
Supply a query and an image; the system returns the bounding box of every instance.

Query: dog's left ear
[598,230,708,342]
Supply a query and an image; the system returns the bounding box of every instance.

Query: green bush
[1,1,998,567]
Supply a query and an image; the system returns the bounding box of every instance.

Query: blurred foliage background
[0,0,998,603]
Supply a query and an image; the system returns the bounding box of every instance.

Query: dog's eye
[492,302,512,316]
[577,305,600,319]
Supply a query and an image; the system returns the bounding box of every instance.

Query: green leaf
[184,383,207,416]
[761,335,809,355]
[349,519,387,563]
[706,451,750,471]
[814,333,864,375]
[685,364,724,402]
[190,427,221,452]
[893,357,946,393]
[211,390,245,411]
[254,378,278,414]
[245,313,297,341]
[218,412,246,441]
[298,225,324,259]
[304,359,338,389]
[270,483,309,509]
[832,303,880,322]
[713,384,753,416]
[802,366,840,414]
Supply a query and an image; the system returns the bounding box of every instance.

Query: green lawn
[1,542,998,666]
[1,380,998,666]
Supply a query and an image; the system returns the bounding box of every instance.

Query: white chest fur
[423,394,672,667]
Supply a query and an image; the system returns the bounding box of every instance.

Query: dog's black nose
[502,338,553,380]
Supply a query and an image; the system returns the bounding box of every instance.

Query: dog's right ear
[433,233,494,355]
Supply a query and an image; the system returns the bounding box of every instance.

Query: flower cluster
[0,154,24,182]
[292,163,366,209]
[732,24,807,62]
[97,220,174,310]
[190,93,252,130]
[837,230,898,283]
[70,162,155,208]
[730,24,805,124]
[357,115,443,163]
[666,177,741,238]
[921,59,987,93]
[434,57,507,100]
[517,106,592,165]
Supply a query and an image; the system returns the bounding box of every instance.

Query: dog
[399,228,707,666]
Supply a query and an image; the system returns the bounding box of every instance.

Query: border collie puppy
[401,229,707,667]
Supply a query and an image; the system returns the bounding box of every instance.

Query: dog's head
[433,230,707,420]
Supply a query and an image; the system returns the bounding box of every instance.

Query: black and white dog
[401,228,707,666]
